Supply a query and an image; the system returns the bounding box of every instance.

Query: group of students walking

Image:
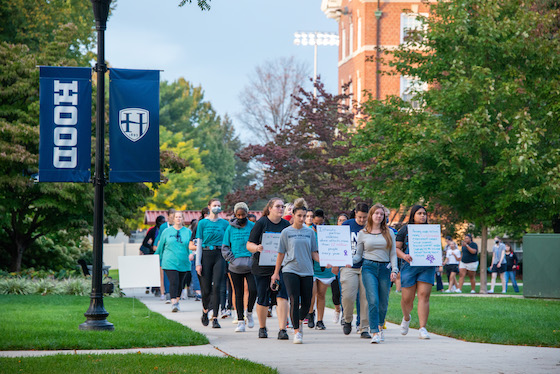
[152,197,440,344]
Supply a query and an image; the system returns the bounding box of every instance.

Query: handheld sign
[259,232,282,266]
[118,255,160,288]
[408,224,443,266]
[317,225,352,267]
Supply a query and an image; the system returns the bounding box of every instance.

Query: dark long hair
[408,205,428,224]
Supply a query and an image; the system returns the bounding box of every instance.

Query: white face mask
[211,207,222,214]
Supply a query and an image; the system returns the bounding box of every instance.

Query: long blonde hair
[364,203,392,250]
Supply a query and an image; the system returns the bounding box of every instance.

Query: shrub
[32,278,59,295]
[59,278,90,296]
[0,277,32,295]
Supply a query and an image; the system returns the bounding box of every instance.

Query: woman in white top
[355,204,398,344]
[443,238,461,293]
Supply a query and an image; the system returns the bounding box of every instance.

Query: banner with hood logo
[39,66,92,182]
[109,68,160,183]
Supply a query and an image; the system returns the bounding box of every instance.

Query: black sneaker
[307,311,315,329]
[212,318,221,329]
[201,311,209,326]
[315,320,326,330]
[343,322,352,335]
[277,329,289,340]
[360,331,372,339]
[258,327,268,338]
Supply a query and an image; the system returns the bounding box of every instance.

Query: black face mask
[238,217,248,225]
[495,240,499,244]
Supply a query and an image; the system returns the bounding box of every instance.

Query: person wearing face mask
[489,237,507,293]
[195,198,229,328]
[396,205,435,340]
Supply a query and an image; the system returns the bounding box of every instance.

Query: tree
[238,57,309,143]
[342,0,560,291]
[234,80,362,215]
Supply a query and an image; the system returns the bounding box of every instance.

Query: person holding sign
[154,211,191,313]
[247,198,291,340]
[195,199,229,329]
[396,205,435,340]
[355,204,398,344]
[221,202,257,332]
[271,198,321,344]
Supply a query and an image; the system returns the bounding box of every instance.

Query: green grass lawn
[325,287,560,347]
[0,354,277,374]
[0,295,208,350]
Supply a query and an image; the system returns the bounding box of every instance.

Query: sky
[105,0,339,143]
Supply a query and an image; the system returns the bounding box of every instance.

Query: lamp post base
[79,297,114,331]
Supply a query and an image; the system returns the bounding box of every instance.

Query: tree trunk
[552,214,560,233]
[10,241,25,273]
[479,224,488,294]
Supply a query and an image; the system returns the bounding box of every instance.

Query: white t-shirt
[446,248,461,265]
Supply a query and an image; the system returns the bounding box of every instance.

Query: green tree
[343,0,560,290]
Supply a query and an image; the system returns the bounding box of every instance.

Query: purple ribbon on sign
[344,250,348,256]
[426,254,435,264]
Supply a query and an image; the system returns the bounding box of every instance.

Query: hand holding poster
[259,232,282,266]
[317,225,352,267]
[408,224,443,266]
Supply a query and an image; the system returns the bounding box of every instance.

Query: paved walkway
[2,289,558,373]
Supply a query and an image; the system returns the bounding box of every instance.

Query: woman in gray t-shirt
[271,198,320,344]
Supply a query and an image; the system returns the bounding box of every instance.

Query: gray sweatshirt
[355,229,398,273]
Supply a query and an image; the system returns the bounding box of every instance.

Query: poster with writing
[408,224,443,266]
[259,232,282,266]
[317,225,352,267]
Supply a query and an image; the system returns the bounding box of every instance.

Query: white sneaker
[180,289,187,300]
[293,331,303,344]
[379,329,385,342]
[400,315,411,335]
[445,289,451,293]
[332,311,340,324]
[235,321,246,332]
[419,327,430,339]
[371,333,381,344]
[488,290,494,294]
[455,289,462,293]
[470,290,476,294]
[171,303,179,313]
[246,312,254,328]
[451,285,456,292]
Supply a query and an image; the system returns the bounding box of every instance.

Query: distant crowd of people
[140,198,520,345]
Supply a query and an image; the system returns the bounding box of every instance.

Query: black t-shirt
[142,226,157,254]
[461,242,479,263]
[248,216,291,276]
[505,252,518,271]
[395,225,409,253]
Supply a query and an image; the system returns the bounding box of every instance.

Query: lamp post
[293,32,339,97]
[79,0,114,331]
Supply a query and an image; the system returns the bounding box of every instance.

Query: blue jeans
[361,260,391,333]
[505,270,519,292]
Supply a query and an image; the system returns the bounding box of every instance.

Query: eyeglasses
[176,231,182,243]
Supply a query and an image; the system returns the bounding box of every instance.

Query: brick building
[321,0,430,105]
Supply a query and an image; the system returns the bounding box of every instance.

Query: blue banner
[39,66,92,182]
[109,68,160,183]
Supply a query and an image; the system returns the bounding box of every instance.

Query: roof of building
[144,210,263,226]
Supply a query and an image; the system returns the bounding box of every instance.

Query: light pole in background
[293,32,339,98]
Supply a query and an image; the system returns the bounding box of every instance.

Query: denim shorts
[400,262,436,288]
[254,272,288,306]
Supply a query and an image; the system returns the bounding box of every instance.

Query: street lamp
[79,0,114,331]
[293,31,339,97]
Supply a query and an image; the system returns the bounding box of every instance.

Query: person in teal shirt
[195,198,229,328]
[155,211,191,312]
[221,202,256,332]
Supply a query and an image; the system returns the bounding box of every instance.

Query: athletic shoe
[286,319,293,329]
[171,303,179,313]
[455,289,462,293]
[220,309,231,319]
[332,310,340,324]
[212,318,221,329]
[267,307,273,318]
[278,329,289,340]
[293,331,303,344]
[145,289,150,294]
[343,322,352,335]
[315,320,326,330]
[201,312,209,326]
[450,285,456,292]
[379,329,385,342]
[195,294,201,301]
[180,289,187,300]
[246,312,254,328]
[258,327,268,338]
[235,321,246,332]
[470,290,476,294]
[165,293,171,304]
[160,294,166,301]
[307,311,315,329]
[371,333,381,344]
[419,327,430,339]
[360,330,372,339]
[445,289,451,293]
[488,290,494,294]
[400,315,410,335]
[501,290,506,294]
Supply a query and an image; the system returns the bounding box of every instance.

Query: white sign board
[259,232,282,266]
[118,255,161,288]
[408,224,443,266]
[317,225,352,267]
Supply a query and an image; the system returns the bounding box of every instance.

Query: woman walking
[504,243,520,293]
[271,198,320,344]
[155,211,191,312]
[396,205,435,339]
[221,202,257,332]
[443,238,461,293]
[196,199,229,328]
[355,204,398,343]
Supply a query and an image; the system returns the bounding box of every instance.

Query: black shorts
[445,264,459,275]
[254,272,288,306]
[491,264,506,273]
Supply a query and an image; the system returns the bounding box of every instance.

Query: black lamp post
[79,0,114,331]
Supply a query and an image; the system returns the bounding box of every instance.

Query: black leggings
[283,272,313,330]
[331,275,341,306]
[229,271,257,321]
[200,249,226,318]
[164,269,187,299]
